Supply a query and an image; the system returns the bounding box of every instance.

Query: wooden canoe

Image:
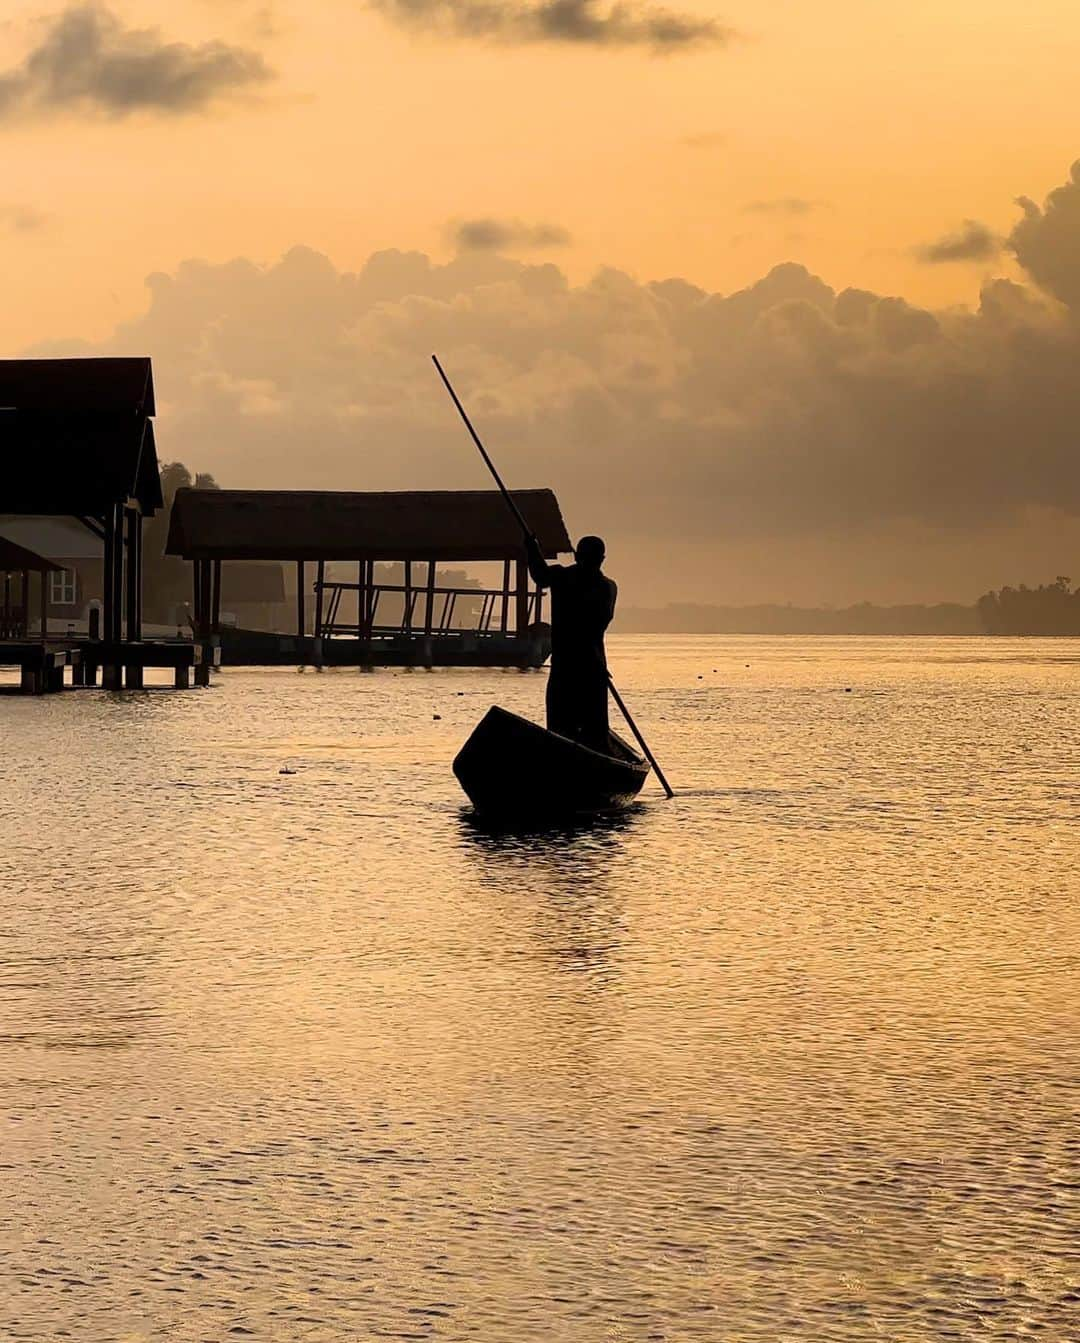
[453,706,650,818]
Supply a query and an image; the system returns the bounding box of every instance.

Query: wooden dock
[1,640,219,693]
[2,643,78,694]
[218,626,550,669]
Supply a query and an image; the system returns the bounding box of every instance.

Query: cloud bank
[368,0,732,51]
[40,160,1080,602]
[0,3,272,119]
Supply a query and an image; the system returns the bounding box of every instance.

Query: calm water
[1,636,1078,1342]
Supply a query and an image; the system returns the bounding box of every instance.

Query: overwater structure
[166,488,572,667]
[0,357,215,690]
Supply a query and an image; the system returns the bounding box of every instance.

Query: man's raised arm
[525,534,553,588]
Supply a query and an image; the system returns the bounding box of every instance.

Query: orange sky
[2,0,1078,351]
[4,0,1080,605]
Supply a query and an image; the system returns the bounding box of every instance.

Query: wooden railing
[0,605,27,640]
[317,580,545,640]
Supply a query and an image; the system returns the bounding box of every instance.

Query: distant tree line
[616,602,980,635]
[976,577,1080,635]
[143,462,219,622]
[618,580,1080,636]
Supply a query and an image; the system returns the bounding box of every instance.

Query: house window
[49,568,76,605]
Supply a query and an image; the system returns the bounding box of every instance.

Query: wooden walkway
[1,640,219,693]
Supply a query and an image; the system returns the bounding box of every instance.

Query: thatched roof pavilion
[165,488,572,652]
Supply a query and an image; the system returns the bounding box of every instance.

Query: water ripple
[1,636,1077,1340]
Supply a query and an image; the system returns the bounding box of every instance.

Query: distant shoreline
[613,603,981,636]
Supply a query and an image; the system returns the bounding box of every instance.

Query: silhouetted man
[526,533,617,751]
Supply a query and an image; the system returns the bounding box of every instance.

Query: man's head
[575,535,606,572]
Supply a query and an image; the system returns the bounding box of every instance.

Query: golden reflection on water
[1,637,1078,1341]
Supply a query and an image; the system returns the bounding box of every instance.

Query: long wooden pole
[431,354,531,538]
[432,352,674,796]
[606,674,674,798]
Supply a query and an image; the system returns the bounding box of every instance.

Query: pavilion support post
[124,509,142,686]
[134,510,143,639]
[2,571,10,639]
[103,513,115,646]
[39,568,47,644]
[197,558,206,631]
[211,560,222,634]
[404,560,412,635]
[296,561,306,641]
[195,560,213,685]
[357,556,368,639]
[420,559,436,667]
[314,561,325,638]
[111,502,125,644]
[424,560,436,635]
[500,559,511,634]
[313,560,325,666]
[125,508,141,644]
[201,561,212,639]
[515,557,529,636]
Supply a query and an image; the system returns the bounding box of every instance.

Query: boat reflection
[456,803,642,852]
[455,806,645,985]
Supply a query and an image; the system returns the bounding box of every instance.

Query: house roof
[0,413,163,515]
[0,357,155,415]
[0,535,60,573]
[0,516,103,561]
[166,489,573,562]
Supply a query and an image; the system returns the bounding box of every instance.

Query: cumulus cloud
[915,218,1002,264]
[448,217,573,253]
[742,198,822,216]
[1009,160,1080,310]
[0,3,273,120]
[39,160,1080,603]
[368,0,732,52]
